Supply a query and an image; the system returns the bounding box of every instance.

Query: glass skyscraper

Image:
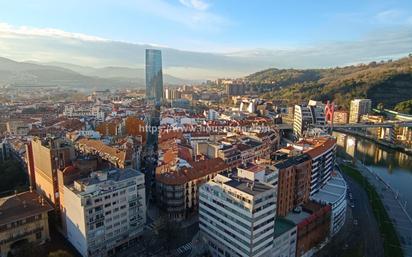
[145,49,163,102]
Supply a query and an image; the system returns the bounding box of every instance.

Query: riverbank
[333,128,412,156]
[340,163,411,257]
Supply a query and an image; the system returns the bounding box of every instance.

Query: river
[333,131,412,216]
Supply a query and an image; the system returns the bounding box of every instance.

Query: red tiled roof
[156,158,228,185]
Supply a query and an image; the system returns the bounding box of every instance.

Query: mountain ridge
[0,57,194,89]
[247,55,412,108]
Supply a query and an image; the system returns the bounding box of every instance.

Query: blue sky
[0,0,412,79]
[1,0,412,51]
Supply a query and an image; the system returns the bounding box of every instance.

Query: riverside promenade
[355,160,412,257]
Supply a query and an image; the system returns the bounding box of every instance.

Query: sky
[0,0,412,79]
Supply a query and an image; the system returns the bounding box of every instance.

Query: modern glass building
[145,49,163,102]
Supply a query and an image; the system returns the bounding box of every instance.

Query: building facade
[293,102,326,138]
[349,99,371,123]
[155,158,229,221]
[199,174,277,257]
[145,49,163,102]
[311,170,347,236]
[275,154,312,217]
[272,218,297,257]
[64,168,146,257]
[0,191,53,257]
[27,137,75,211]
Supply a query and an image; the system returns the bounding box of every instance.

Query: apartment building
[156,158,229,220]
[199,174,277,257]
[0,190,53,257]
[274,154,312,217]
[27,137,75,210]
[75,138,141,169]
[349,99,371,123]
[292,136,337,196]
[293,101,326,138]
[196,142,242,168]
[63,168,146,257]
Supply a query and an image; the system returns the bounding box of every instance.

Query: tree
[9,241,43,257]
[0,160,28,193]
[48,250,73,257]
[394,99,412,114]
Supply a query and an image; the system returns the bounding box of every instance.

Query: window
[35,231,42,240]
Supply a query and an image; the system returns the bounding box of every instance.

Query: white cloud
[179,0,209,11]
[0,22,107,42]
[0,23,411,79]
[374,9,410,24]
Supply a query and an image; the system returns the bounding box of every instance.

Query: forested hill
[247,55,412,108]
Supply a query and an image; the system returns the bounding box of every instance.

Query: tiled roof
[298,137,336,159]
[76,138,127,164]
[0,191,53,226]
[156,158,228,185]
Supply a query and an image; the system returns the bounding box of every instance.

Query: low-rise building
[332,110,349,124]
[285,202,331,257]
[0,190,53,257]
[272,218,297,257]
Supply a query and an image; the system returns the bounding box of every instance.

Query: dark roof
[0,191,53,226]
[274,218,296,237]
[274,154,311,170]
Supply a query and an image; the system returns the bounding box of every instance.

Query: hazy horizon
[1,0,412,80]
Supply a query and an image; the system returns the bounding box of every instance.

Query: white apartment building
[64,168,146,257]
[293,102,326,138]
[237,162,278,187]
[349,99,371,123]
[199,174,277,257]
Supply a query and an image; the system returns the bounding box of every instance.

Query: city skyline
[0,2,411,257]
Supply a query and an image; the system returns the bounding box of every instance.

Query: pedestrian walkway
[356,161,412,257]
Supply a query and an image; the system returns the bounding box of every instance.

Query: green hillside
[248,55,412,108]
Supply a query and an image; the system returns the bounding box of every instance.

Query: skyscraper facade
[145,49,163,102]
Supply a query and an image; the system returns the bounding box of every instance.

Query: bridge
[330,121,412,129]
[275,121,412,131]
[374,108,412,122]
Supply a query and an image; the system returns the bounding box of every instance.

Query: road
[345,174,384,257]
